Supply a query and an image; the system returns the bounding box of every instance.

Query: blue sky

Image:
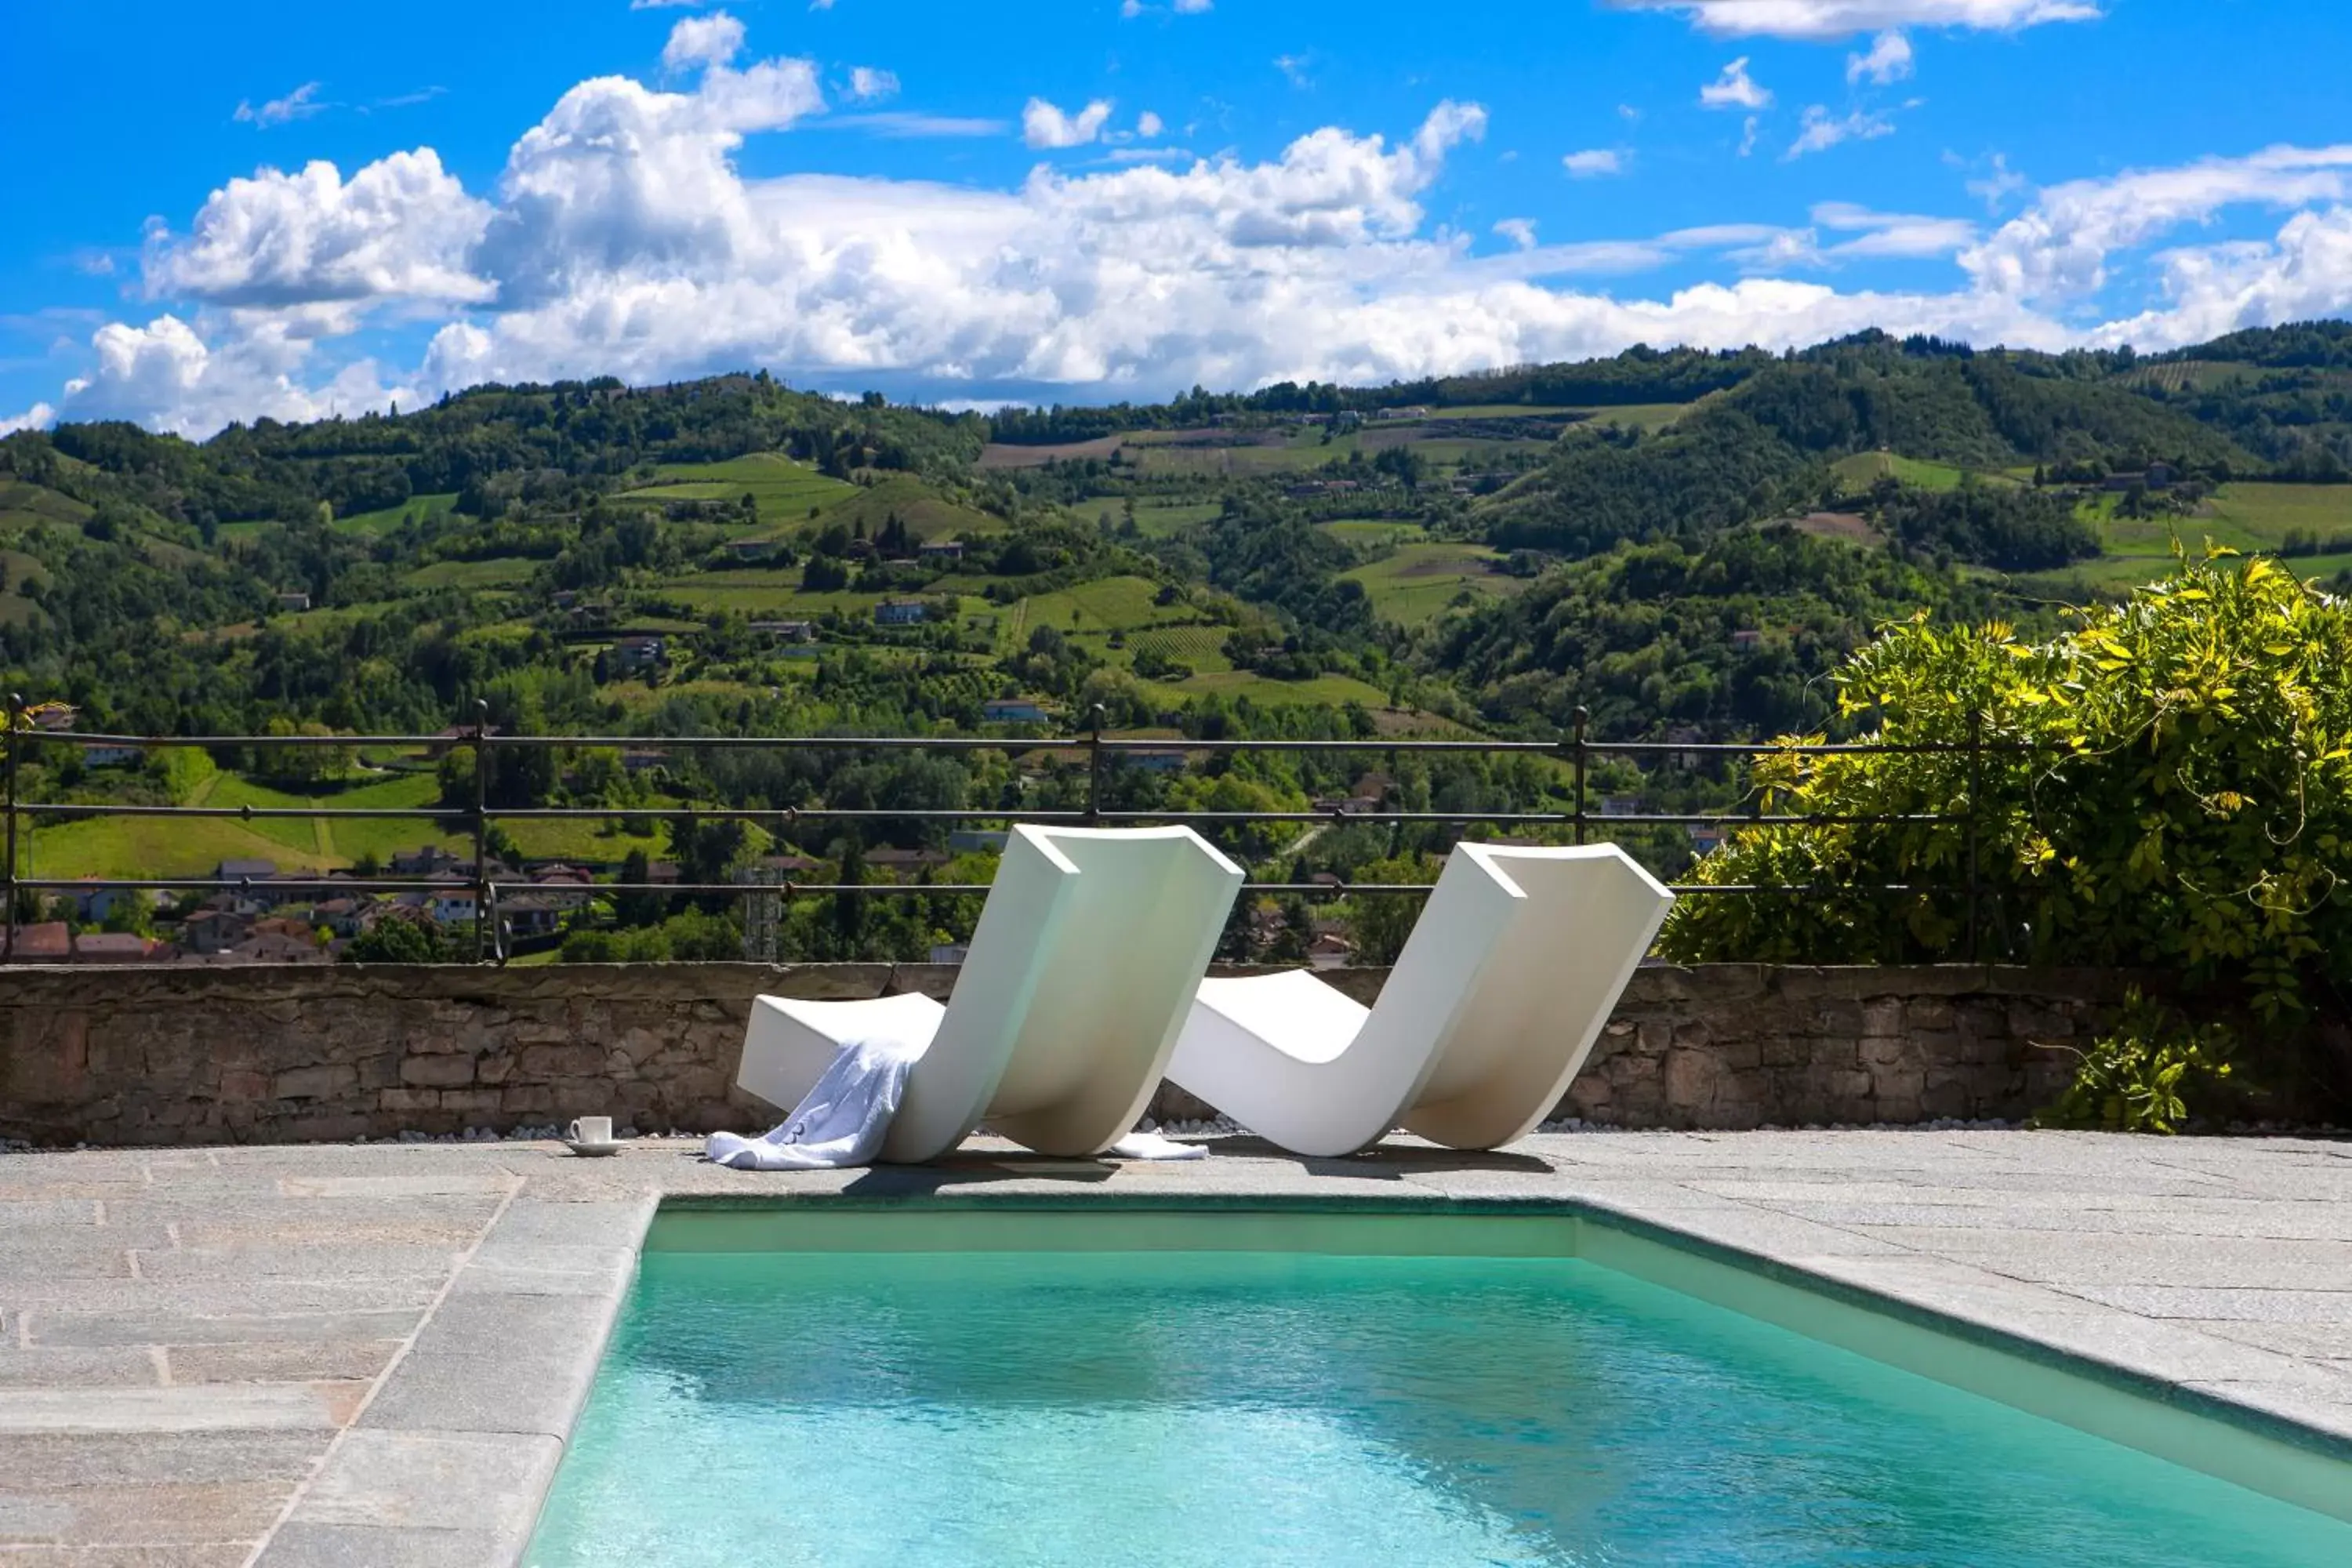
[6,0,2352,435]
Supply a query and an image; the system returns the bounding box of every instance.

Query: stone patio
[2,1129,2349,1564]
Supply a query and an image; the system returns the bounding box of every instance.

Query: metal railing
[0,696,2024,965]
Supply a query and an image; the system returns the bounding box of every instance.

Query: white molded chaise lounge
[735,825,1243,1161]
[1167,842,1673,1156]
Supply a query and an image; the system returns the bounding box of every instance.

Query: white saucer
[564,1139,623,1158]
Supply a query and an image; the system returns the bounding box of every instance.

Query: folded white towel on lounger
[704,1035,925,1171]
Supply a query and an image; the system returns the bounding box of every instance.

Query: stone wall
[0,962,2146,1149]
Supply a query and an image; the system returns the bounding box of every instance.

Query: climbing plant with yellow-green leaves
[1661,550,2352,1026]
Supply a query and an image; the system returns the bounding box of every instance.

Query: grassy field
[1321,519,1428,545]
[1080,499,1224,537]
[1014,575,1172,637]
[622,461,996,544]
[1568,402,1698,433]
[338,492,459,535]
[1126,623,1235,673]
[1121,434,1338,477]
[404,557,541,590]
[26,762,669,881]
[199,770,460,865]
[654,573,996,624]
[2112,361,2257,394]
[0,479,89,532]
[1139,670,1392,707]
[1419,405,1586,421]
[1831,452,1987,492]
[978,436,1125,470]
[1340,542,1523,626]
[621,454,858,529]
[2086,482,2352,570]
[817,474,1000,542]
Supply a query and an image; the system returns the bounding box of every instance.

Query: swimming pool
[526,1209,2352,1567]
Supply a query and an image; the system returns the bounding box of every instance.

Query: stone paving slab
[0,1130,2347,1563]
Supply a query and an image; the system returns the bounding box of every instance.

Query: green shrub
[2032,988,2236,1134]
[1661,550,2352,1025]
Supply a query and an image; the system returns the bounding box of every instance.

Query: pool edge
[307,1184,2352,1567]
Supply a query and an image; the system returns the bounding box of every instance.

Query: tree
[1664,550,2352,1035]
[347,912,448,964]
[1345,854,1438,965]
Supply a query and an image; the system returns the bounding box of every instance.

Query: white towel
[1106,1131,1208,1161]
[704,1036,926,1171]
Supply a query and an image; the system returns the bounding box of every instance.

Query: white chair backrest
[887,824,1243,1161]
[1403,844,1674,1149]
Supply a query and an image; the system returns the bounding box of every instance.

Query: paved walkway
[2,1130,2348,1563]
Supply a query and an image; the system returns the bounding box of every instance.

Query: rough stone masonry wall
[0,962,2135,1149]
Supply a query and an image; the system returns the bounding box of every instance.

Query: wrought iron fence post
[472,699,491,964]
[3,693,17,964]
[1570,706,1589,846]
[1965,707,1984,964]
[1084,702,1105,825]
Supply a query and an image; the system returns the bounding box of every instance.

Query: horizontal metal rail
[0,698,2049,966]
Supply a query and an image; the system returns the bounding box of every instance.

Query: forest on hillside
[3,322,2350,965]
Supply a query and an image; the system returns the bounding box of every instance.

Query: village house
[528,865,596,909]
[918,539,965,563]
[276,591,311,613]
[309,898,368,939]
[499,895,561,940]
[429,889,479,927]
[747,854,825,879]
[67,881,163,925]
[875,600,929,627]
[865,846,949,877]
[391,845,468,879]
[948,829,1009,854]
[1127,748,1189,775]
[724,538,774,561]
[219,931,329,965]
[748,619,815,642]
[182,906,256,955]
[1308,931,1354,971]
[612,635,666,673]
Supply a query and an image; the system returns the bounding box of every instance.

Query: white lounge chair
[1167,842,1673,1156]
[734,824,1244,1162]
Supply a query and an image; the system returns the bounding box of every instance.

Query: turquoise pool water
[527,1244,2352,1568]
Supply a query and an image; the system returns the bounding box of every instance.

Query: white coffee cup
[568,1116,614,1146]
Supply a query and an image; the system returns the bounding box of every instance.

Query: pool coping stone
[1,1131,2347,1564]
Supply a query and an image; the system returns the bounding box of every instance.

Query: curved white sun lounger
[734,824,1244,1162]
[1167,842,1673,1156]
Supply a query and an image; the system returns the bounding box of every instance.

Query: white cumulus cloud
[1700,59,1772,111]
[233,82,326,129]
[1563,149,1628,178]
[1138,110,1164,139]
[38,24,2352,443]
[1612,1,2100,41]
[1847,30,1914,84]
[145,150,494,311]
[0,402,54,436]
[1788,105,1895,159]
[1022,97,1115,149]
[1962,143,2352,300]
[848,67,898,103]
[662,10,746,73]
